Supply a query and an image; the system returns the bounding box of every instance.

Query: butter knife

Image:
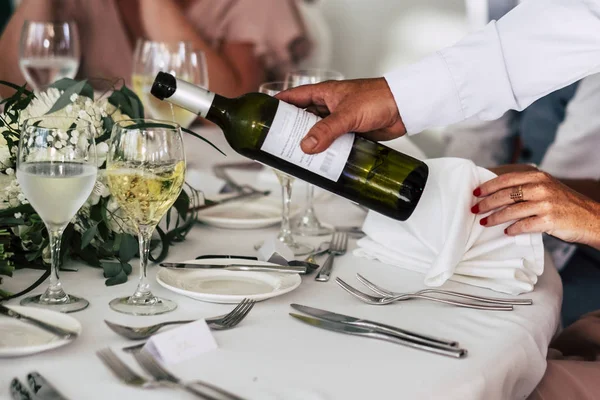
[290,304,459,348]
[289,313,467,359]
[159,262,306,274]
[0,305,78,340]
[27,372,69,400]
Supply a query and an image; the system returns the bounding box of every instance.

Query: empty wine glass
[258,82,313,256]
[286,69,345,236]
[19,21,80,91]
[106,119,185,315]
[16,117,97,312]
[132,40,208,129]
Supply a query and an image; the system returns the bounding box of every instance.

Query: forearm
[385,0,600,134]
[561,179,600,203]
[139,1,260,97]
[0,0,54,96]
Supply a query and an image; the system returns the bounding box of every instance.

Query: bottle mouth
[151,72,177,100]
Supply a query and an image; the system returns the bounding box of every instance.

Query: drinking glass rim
[22,116,92,128]
[22,20,77,28]
[114,118,181,131]
[286,68,344,78]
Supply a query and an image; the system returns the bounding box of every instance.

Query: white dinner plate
[196,196,283,229]
[156,258,302,303]
[0,306,81,357]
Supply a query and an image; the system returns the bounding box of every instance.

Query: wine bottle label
[262,102,354,181]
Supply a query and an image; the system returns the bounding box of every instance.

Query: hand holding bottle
[275,78,406,155]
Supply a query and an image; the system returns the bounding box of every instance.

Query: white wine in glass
[132,40,208,129]
[19,21,80,90]
[106,119,185,316]
[16,117,97,312]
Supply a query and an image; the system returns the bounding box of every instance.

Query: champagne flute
[19,21,80,91]
[258,82,313,256]
[16,117,97,312]
[132,40,208,129]
[106,119,185,315]
[286,69,345,236]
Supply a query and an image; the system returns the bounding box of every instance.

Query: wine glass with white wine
[16,117,97,312]
[258,82,313,256]
[19,21,80,91]
[132,40,208,129]
[285,69,345,236]
[106,119,185,315]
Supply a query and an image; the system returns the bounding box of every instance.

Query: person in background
[0,0,311,97]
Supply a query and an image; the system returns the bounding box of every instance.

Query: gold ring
[510,185,524,203]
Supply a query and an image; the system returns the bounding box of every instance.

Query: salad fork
[133,350,245,400]
[315,232,348,282]
[356,274,533,305]
[106,298,255,340]
[336,278,514,311]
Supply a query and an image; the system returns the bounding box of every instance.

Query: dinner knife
[0,304,78,340]
[159,262,306,274]
[194,255,320,273]
[290,304,459,349]
[27,372,69,400]
[289,313,467,359]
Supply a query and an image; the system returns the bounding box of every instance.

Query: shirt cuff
[384,52,464,135]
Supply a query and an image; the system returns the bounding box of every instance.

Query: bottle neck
[166,79,216,118]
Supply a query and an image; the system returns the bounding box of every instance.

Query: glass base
[293,222,334,237]
[109,295,177,316]
[20,293,89,313]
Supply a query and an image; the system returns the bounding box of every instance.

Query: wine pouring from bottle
[151,72,428,221]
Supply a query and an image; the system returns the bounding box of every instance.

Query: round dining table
[0,127,562,400]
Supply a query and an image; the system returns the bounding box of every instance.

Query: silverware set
[289,304,467,358]
[336,274,533,311]
[98,348,246,400]
[11,372,68,400]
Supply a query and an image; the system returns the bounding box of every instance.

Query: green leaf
[182,127,226,156]
[101,261,121,278]
[121,85,144,118]
[173,190,190,219]
[108,90,135,118]
[0,204,34,217]
[80,222,99,249]
[118,234,138,262]
[0,80,33,96]
[76,247,101,267]
[149,226,169,263]
[45,80,89,115]
[105,270,128,286]
[121,262,133,275]
[50,78,94,99]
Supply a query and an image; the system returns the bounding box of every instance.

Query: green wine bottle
[151,72,428,221]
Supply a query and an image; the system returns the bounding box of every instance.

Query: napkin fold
[354,158,544,295]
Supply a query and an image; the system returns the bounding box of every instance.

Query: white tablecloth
[0,127,562,400]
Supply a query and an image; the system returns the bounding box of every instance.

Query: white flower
[0,146,12,169]
[5,168,14,175]
[69,136,78,145]
[17,193,27,203]
[70,94,79,102]
[54,141,63,149]
[14,212,21,218]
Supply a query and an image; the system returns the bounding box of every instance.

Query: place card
[257,235,294,264]
[143,320,218,365]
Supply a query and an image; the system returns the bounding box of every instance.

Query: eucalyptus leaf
[45,80,89,115]
[118,234,138,262]
[108,91,135,117]
[50,78,94,99]
[121,261,132,275]
[101,261,121,278]
[105,270,128,286]
[81,222,99,249]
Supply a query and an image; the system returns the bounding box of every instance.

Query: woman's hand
[487,163,538,176]
[472,170,600,249]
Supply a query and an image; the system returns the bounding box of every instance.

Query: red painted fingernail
[471,204,479,214]
[504,228,508,235]
[480,217,488,226]
[473,188,481,196]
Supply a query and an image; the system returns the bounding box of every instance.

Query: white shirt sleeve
[384,0,600,134]
[540,73,600,179]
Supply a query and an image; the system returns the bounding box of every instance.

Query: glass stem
[129,226,156,305]
[40,228,68,304]
[279,176,293,242]
[305,183,316,216]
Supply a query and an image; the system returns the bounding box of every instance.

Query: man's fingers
[475,171,552,197]
[275,84,327,109]
[300,112,355,154]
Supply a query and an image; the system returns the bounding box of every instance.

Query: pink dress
[54,0,309,86]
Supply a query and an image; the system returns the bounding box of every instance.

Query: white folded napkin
[354,158,544,295]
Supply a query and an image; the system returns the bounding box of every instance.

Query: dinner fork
[106,298,255,340]
[315,232,348,282]
[97,348,158,389]
[336,278,514,311]
[133,350,246,400]
[356,274,533,306]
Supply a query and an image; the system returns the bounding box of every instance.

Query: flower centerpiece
[0,78,220,298]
